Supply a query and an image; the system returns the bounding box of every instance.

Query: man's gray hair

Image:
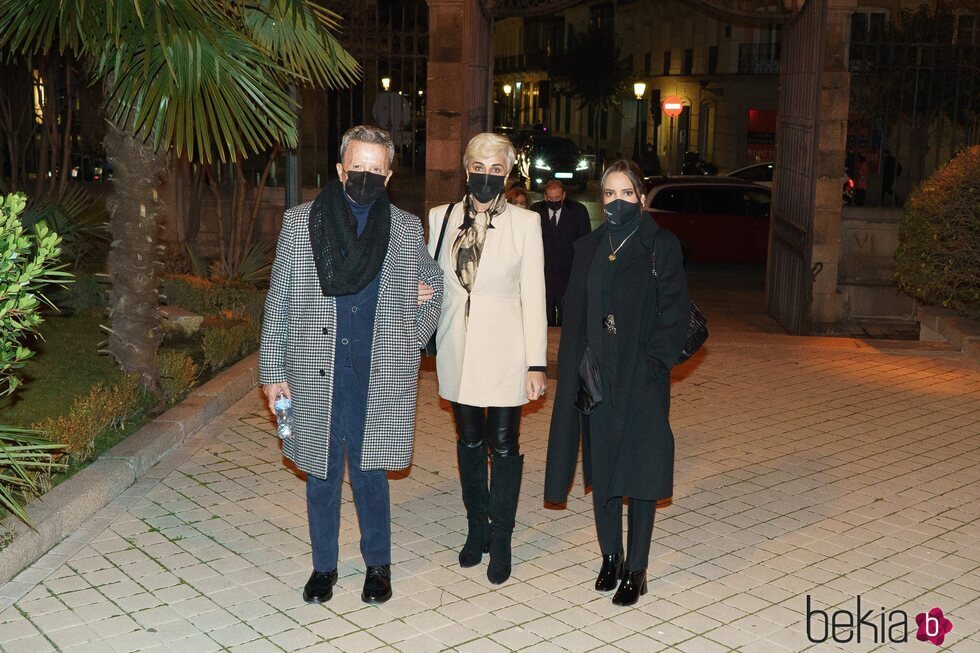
[340,125,395,167]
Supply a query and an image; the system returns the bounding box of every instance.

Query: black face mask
[468,173,506,203]
[603,199,641,225]
[344,171,387,205]
[546,200,563,211]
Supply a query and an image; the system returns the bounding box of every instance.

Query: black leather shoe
[612,569,647,606]
[595,552,624,591]
[302,569,337,603]
[361,564,392,604]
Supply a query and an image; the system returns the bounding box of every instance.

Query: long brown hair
[599,159,644,201]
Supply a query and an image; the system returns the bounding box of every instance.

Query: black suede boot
[487,454,523,584]
[457,441,490,568]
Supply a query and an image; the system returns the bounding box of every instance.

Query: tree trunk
[104,119,168,393]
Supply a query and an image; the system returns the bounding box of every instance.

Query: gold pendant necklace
[608,226,640,262]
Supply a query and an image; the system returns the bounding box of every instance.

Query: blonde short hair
[463,133,516,172]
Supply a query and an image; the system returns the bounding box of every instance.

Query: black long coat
[544,216,690,503]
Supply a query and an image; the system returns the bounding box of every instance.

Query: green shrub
[895,145,980,316]
[158,351,199,404]
[160,274,213,316]
[161,274,265,319]
[1,192,71,526]
[48,272,108,315]
[1,193,72,395]
[202,320,260,371]
[32,374,143,460]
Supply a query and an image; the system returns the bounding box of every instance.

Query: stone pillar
[425,0,492,219]
[810,0,856,327]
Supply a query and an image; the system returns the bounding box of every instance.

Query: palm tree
[551,29,630,174]
[0,0,359,391]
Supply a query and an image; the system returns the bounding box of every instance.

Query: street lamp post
[515,82,522,128]
[633,82,647,160]
[503,84,512,128]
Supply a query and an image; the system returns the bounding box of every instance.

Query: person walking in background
[881,149,902,205]
[854,154,869,206]
[505,185,531,209]
[260,125,443,606]
[427,132,547,585]
[639,142,661,178]
[544,160,690,606]
[530,180,592,326]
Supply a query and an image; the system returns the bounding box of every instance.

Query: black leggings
[450,403,522,457]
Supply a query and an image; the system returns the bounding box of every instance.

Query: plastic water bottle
[274,391,292,440]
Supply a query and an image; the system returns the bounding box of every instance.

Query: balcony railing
[494,51,565,73]
[738,43,780,74]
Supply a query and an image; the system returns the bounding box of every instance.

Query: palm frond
[0,425,66,527]
[241,0,360,89]
[211,241,274,283]
[101,22,298,162]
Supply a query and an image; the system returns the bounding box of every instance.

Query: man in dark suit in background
[531,180,592,326]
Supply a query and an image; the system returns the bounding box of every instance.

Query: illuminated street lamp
[381,77,391,92]
[633,82,647,159]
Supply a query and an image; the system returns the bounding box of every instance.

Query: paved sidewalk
[2,337,979,652]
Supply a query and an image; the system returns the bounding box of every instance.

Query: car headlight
[534,159,551,170]
[576,159,588,171]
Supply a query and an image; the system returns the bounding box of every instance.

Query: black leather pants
[450,403,522,456]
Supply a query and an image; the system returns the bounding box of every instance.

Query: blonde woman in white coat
[427,133,548,584]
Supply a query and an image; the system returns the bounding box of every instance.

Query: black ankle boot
[487,454,523,584]
[595,551,624,591]
[612,569,647,606]
[456,442,490,568]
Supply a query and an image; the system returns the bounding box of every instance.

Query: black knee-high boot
[456,441,490,568]
[487,453,523,584]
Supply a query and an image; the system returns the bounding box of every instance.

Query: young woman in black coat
[544,160,691,606]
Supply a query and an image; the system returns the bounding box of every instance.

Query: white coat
[427,200,547,407]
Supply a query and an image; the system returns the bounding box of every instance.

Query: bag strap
[433,203,455,259]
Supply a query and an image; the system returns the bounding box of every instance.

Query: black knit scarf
[308,179,391,297]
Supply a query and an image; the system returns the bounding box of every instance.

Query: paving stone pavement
[2,337,979,653]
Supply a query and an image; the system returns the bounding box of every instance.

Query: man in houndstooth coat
[260,125,443,605]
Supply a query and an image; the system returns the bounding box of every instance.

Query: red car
[642,177,771,264]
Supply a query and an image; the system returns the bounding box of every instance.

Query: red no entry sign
[662,96,684,118]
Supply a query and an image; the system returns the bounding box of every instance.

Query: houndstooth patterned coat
[259,200,444,480]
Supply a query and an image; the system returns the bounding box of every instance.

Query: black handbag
[574,344,603,415]
[651,230,708,364]
[421,203,455,357]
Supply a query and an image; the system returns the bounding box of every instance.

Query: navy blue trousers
[306,369,390,572]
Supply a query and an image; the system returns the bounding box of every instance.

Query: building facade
[492,0,977,182]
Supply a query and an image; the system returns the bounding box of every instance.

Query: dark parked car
[516,136,589,191]
[642,177,771,264]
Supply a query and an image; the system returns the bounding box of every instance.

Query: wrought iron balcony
[738,43,780,74]
[494,51,564,73]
